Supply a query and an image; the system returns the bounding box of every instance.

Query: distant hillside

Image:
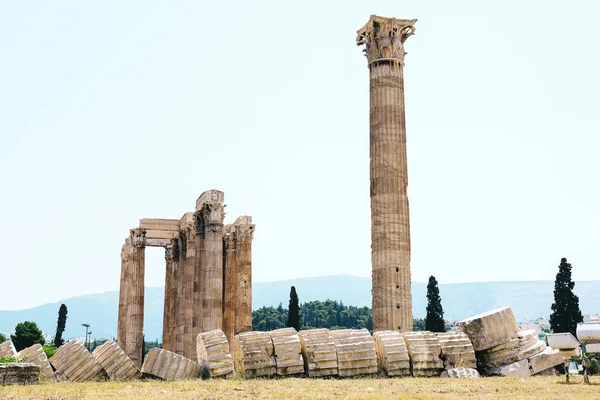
[0,275,598,341]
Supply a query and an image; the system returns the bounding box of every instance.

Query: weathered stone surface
[232,331,276,378]
[357,15,417,332]
[436,332,477,369]
[479,337,546,370]
[92,340,141,381]
[17,344,56,382]
[331,329,377,377]
[403,332,443,377]
[0,340,17,359]
[196,330,234,378]
[489,359,530,377]
[459,307,519,351]
[141,348,201,381]
[49,340,107,382]
[373,331,410,376]
[528,347,564,375]
[298,329,338,377]
[440,367,480,378]
[270,328,304,376]
[0,363,40,385]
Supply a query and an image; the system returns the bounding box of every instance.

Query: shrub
[42,345,57,359]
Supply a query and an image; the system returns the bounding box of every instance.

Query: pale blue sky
[1,1,598,310]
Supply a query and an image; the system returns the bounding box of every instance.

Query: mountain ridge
[1,275,598,341]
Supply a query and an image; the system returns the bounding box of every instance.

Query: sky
[1,0,598,311]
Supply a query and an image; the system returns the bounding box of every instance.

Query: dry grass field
[0,376,599,400]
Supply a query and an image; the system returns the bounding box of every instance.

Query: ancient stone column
[222,225,237,345]
[161,240,178,352]
[195,190,225,335]
[180,215,197,360]
[117,228,146,367]
[174,230,187,356]
[356,15,417,332]
[233,216,254,335]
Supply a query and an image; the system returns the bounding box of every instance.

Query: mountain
[1,275,598,341]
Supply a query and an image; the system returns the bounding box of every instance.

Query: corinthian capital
[356,15,417,64]
[130,228,146,248]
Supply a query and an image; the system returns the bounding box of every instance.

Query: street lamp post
[82,323,90,351]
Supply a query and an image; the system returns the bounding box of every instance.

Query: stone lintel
[179,212,195,227]
[233,216,252,226]
[195,190,224,211]
[139,218,180,231]
[145,230,179,240]
[145,238,172,247]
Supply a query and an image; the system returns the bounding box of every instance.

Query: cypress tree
[54,304,68,347]
[287,286,301,331]
[549,258,583,336]
[425,276,445,332]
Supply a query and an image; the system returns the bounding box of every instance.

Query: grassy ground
[0,375,598,399]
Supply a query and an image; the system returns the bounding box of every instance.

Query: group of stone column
[117,190,255,368]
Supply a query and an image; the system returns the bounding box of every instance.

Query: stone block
[528,347,564,375]
[331,329,377,377]
[459,307,519,351]
[298,329,338,377]
[0,363,40,385]
[16,344,56,382]
[196,330,234,378]
[196,190,224,211]
[49,340,107,382]
[0,340,17,359]
[270,328,304,376]
[403,331,443,377]
[232,331,276,378]
[141,348,201,381]
[373,331,410,377]
[440,367,480,378]
[92,340,141,381]
[139,218,180,231]
[489,359,530,377]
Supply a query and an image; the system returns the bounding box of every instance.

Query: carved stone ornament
[165,244,175,262]
[130,229,146,248]
[199,203,225,232]
[234,224,255,244]
[356,15,417,64]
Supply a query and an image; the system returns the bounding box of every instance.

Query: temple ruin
[356,16,417,332]
[117,189,254,367]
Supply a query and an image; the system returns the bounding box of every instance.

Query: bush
[589,358,599,375]
[0,333,7,343]
[42,345,57,359]
[11,321,45,351]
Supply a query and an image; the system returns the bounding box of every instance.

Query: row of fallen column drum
[2,307,560,383]
[1,327,475,382]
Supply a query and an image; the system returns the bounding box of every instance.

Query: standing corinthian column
[117,228,146,367]
[357,16,417,332]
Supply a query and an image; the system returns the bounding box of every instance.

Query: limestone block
[196,330,234,378]
[298,329,338,377]
[139,218,180,231]
[330,329,377,377]
[528,347,564,375]
[196,190,224,211]
[440,367,480,378]
[436,332,477,369]
[17,344,56,382]
[373,331,410,377]
[459,307,519,351]
[480,338,546,370]
[0,340,17,359]
[141,348,201,381]
[232,331,276,378]
[489,359,530,377]
[92,340,141,381]
[270,328,304,376]
[49,340,107,382]
[0,363,40,385]
[403,332,443,377]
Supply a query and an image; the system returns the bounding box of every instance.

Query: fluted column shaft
[174,232,187,355]
[222,226,237,345]
[117,229,146,367]
[357,16,417,332]
[234,218,254,334]
[162,241,178,352]
[183,223,197,360]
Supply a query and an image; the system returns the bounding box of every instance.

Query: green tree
[287,286,301,331]
[11,321,45,351]
[53,304,68,347]
[413,318,426,331]
[0,333,6,342]
[549,258,583,336]
[425,276,445,332]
